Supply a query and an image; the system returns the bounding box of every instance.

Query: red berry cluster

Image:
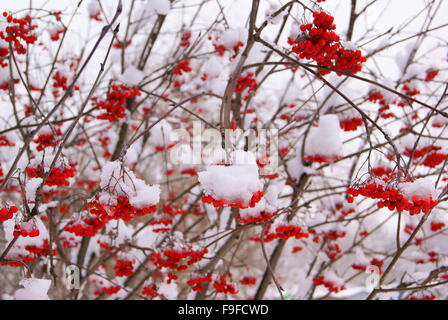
[141,284,162,298]
[339,117,363,131]
[352,258,383,273]
[58,235,79,248]
[325,243,342,260]
[405,294,436,300]
[150,218,173,233]
[180,31,192,47]
[51,11,62,22]
[366,90,397,119]
[292,246,303,253]
[26,164,75,187]
[0,251,36,266]
[432,119,448,128]
[403,145,440,159]
[252,224,309,242]
[0,46,8,68]
[239,276,257,286]
[313,275,345,293]
[49,27,64,41]
[402,82,420,97]
[201,190,264,209]
[291,11,366,76]
[425,68,439,82]
[172,60,192,75]
[333,202,356,217]
[52,71,69,97]
[421,152,447,168]
[24,239,57,257]
[0,12,37,56]
[113,40,131,49]
[13,223,40,237]
[76,179,99,192]
[180,168,197,176]
[88,196,157,222]
[236,211,277,225]
[97,239,111,250]
[430,221,445,232]
[320,230,347,241]
[89,10,102,22]
[162,201,187,217]
[235,72,257,98]
[304,154,342,164]
[0,206,17,223]
[64,216,106,237]
[166,272,178,284]
[348,182,438,215]
[213,275,238,295]
[155,142,176,152]
[187,275,212,292]
[96,286,121,296]
[1,241,56,266]
[32,128,62,151]
[371,166,393,178]
[149,247,208,272]
[415,251,438,265]
[0,135,15,146]
[213,39,244,59]
[94,84,141,122]
[114,259,134,277]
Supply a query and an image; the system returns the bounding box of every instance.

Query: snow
[47,24,64,37]
[198,151,263,205]
[14,278,51,300]
[201,56,224,79]
[99,161,160,208]
[324,270,345,287]
[148,0,170,15]
[343,41,359,51]
[149,119,173,149]
[432,114,448,127]
[354,247,370,266]
[100,220,134,247]
[87,0,100,15]
[129,178,161,209]
[158,282,178,300]
[3,216,49,252]
[305,114,344,158]
[238,184,280,219]
[28,151,68,169]
[26,178,43,203]
[399,178,438,200]
[0,61,18,85]
[216,28,247,49]
[288,149,316,181]
[265,3,287,24]
[119,66,144,86]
